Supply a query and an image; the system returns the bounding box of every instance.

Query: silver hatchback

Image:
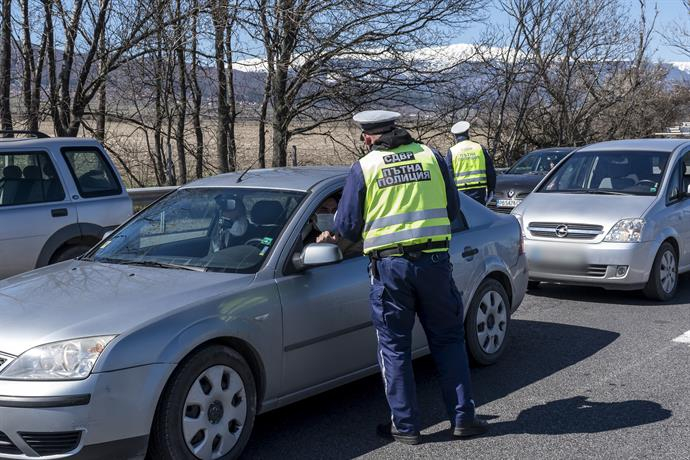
[0,167,526,459]
[513,139,690,300]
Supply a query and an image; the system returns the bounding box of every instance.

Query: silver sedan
[0,167,527,459]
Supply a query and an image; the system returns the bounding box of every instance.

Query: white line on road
[672,330,690,345]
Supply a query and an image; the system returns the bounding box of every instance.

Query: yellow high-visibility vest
[359,143,451,254]
[450,140,487,191]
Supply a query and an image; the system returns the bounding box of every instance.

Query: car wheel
[51,244,92,263]
[465,278,511,366]
[149,345,257,460]
[643,242,678,301]
[527,281,541,290]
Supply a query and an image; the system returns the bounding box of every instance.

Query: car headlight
[0,336,115,380]
[604,218,645,243]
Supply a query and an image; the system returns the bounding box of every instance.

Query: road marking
[672,330,690,345]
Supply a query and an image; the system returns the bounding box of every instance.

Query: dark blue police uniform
[334,135,477,437]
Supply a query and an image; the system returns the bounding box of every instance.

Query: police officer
[447,121,496,205]
[317,110,488,444]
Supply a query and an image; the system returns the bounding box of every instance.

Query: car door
[0,150,77,278]
[275,187,377,395]
[676,151,690,269]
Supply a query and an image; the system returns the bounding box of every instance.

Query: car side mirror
[293,243,343,271]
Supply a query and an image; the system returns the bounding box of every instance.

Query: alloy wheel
[660,250,677,294]
[475,290,508,354]
[182,365,247,459]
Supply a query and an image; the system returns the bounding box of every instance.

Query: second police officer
[317,110,488,444]
[447,121,496,205]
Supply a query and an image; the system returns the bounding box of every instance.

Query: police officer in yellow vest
[317,110,488,444]
[447,121,496,205]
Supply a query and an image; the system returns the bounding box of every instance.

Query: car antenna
[236,153,265,183]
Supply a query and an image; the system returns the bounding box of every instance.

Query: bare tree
[0,0,13,133]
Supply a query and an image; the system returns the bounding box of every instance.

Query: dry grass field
[35,118,463,188]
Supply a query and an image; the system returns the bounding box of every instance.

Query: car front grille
[19,431,82,456]
[0,432,21,455]
[528,222,604,240]
[531,263,608,277]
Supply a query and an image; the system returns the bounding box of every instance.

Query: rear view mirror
[102,230,114,240]
[293,243,343,271]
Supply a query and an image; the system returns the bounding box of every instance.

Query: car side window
[61,148,122,198]
[667,158,683,204]
[0,151,65,206]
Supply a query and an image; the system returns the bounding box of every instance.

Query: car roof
[528,147,576,155]
[577,139,690,153]
[0,137,103,149]
[182,166,350,192]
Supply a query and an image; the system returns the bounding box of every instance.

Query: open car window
[89,187,305,274]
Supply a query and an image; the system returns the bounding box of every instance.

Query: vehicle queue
[0,120,688,459]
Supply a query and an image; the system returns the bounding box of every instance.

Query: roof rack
[0,130,50,139]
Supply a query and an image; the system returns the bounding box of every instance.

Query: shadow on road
[242,320,627,459]
[526,273,690,307]
[481,396,672,436]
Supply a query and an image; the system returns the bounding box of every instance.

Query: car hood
[0,261,253,356]
[495,174,544,195]
[517,192,656,229]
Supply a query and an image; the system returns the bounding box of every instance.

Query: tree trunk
[212,2,229,173]
[95,31,107,141]
[190,0,203,179]
[0,0,13,134]
[225,22,236,172]
[21,0,34,131]
[258,74,270,168]
[174,0,187,184]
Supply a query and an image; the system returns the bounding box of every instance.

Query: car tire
[527,281,541,290]
[149,345,257,460]
[643,242,678,301]
[465,278,511,366]
[51,244,92,263]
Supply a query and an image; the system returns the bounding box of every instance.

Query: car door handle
[51,208,68,217]
[462,247,479,258]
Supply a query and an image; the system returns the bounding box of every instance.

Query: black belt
[369,240,449,260]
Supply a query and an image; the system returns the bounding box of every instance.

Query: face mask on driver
[314,213,335,232]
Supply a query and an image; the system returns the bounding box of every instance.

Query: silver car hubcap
[183,365,247,459]
[660,250,677,294]
[476,290,507,354]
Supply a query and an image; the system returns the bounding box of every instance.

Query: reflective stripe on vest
[359,143,451,254]
[450,140,487,190]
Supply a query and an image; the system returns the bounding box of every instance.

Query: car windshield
[507,151,568,175]
[89,187,305,274]
[538,150,670,196]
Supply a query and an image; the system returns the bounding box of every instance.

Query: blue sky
[447,0,689,62]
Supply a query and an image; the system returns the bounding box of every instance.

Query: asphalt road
[243,277,690,460]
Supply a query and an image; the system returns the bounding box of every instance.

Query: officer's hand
[316,231,339,244]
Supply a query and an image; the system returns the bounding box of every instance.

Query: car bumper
[511,253,529,312]
[525,239,657,290]
[0,363,174,459]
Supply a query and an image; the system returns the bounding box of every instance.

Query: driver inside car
[211,196,249,252]
[302,196,362,256]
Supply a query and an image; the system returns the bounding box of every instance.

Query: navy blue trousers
[462,187,487,205]
[369,252,475,434]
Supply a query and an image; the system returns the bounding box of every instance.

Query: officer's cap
[451,121,471,135]
[353,110,401,134]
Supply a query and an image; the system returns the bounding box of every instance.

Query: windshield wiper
[583,189,630,195]
[124,260,207,272]
[95,257,206,272]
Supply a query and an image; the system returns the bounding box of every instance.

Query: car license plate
[497,199,521,208]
